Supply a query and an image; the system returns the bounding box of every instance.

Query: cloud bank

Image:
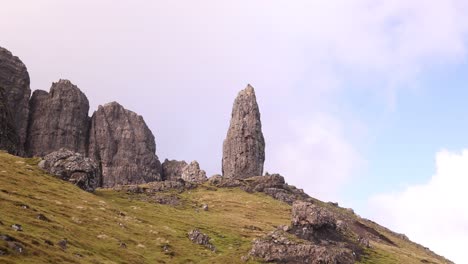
[369,149,468,263]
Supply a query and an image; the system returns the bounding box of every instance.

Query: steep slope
[0,152,452,264]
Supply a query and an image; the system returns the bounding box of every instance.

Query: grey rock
[222,84,265,179]
[0,47,31,155]
[249,230,354,264]
[0,86,19,154]
[162,159,187,181]
[291,201,337,230]
[58,239,67,250]
[88,102,162,187]
[187,229,216,251]
[114,179,196,193]
[11,224,22,232]
[181,161,207,183]
[40,148,100,192]
[26,80,89,157]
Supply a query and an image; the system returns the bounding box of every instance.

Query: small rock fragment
[11,224,22,232]
[187,229,216,251]
[58,239,67,250]
[36,214,50,222]
[201,204,209,211]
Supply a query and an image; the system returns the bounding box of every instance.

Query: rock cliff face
[88,102,162,187]
[0,87,19,154]
[0,47,31,154]
[222,84,265,179]
[162,159,188,181]
[181,161,207,183]
[26,80,90,157]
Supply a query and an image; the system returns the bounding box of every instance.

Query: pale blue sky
[2,1,468,262]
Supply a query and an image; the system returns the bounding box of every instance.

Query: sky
[1,1,468,262]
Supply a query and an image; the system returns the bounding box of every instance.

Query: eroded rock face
[162,159,187,181]
[181,161,207,183]
[292,201,337,230]
[0,87,19,154]
[88,102,162,187]
[39,148,99,192]
[222,85,265,179]
[0,47,31,154]
[26,80,90,157]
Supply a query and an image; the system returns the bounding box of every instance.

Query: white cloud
[265,113,364,202]
[369,149,468,263]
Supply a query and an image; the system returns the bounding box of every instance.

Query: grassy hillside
[0,152,452,263]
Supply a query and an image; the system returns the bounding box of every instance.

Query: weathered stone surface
[292,201,337,230]
[0,87,19,154]
[181,161,207,183]
[88,102,162,187]
[162,159,187,181]
[0,47,31,154]
[249,230,354,264]
[40,148,100,192]
[187,229,216,251]
[26,80,90,157]
[113,179,196,193]
[222,85,265,179]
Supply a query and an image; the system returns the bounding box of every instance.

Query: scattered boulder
[88,102,162,187]
[26,80,90,157]
[181,161,207,183]
[222,85,265,179]
[58,239,67,250]
[11,224,22,232]
[291,201,337,230]
[187,229,216,251]
[39,148,100,192]
[36,214,50,222]
[162,159,187,181]
[0,47,31,155]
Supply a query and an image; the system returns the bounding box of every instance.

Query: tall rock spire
[222,84,265,179]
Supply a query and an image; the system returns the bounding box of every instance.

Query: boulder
[181,161,207,183]
[222,84,265,179]
[0,47,31,154]
[40,148,100,192]
[26,80,90,157]
[291,201,337,230]
[88,102,162,187]
[162,159,187,181]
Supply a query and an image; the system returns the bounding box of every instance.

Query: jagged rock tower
[0,47,31,155]
[222,84,265,179]
[26,80,90,157]
[88,102,163,187]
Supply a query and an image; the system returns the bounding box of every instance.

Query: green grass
[0,152,453,263]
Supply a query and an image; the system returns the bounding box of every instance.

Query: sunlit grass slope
[0,152,452,263]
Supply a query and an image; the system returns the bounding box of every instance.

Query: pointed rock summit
[0,47,31,154]
[88,102,162,187]
[26,80,90,157]
[222,84,265,179]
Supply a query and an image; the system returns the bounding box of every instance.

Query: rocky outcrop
[222,85,265,179]
[187,229,216,251]
[162,159,188,181]
[39,148,100,192]
[0,87,19,154]
[208,174,309,204]
[88,102,162,187]
[249,230,354,264]
[26,80,90,157]
[249,201,358,263]
[181,161,207,183]
[0,47,31,154]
